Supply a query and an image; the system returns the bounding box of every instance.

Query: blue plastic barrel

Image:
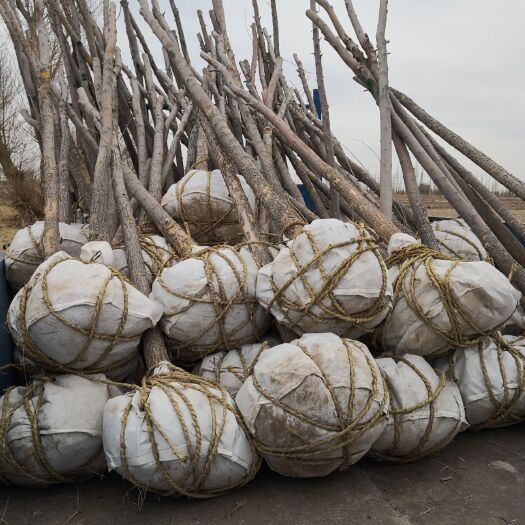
[0,258,15,393]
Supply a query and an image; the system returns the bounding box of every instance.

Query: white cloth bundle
[379,234,520,357]
[435,335,525,428]
[161,169,256,245]
[0,374,119,487]
[193,337,280,396]
[236,333,388,478]
[151,246,269,362]
[7,251,162,379]
[432,219,487,261]
[103,363,260,496]
[256,219,392,338]
[371,355,466,462]
[5,221,88,290]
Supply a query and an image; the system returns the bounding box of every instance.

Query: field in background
[395,194,525,221]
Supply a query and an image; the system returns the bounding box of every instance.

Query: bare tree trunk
[90,2,117,241]
[376,0,392,220]
[35,0,59,255]
[147,96,165,202]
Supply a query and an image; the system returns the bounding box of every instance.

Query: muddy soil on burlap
[1,426,524,524]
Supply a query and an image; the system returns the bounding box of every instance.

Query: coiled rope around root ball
[446,335,525,430]
[249,339,389,468]
[117,364,261,498]
[157,243,271,356]
[10,257,139,375]
[370,356,460,463]
[0,375,117,486]
[5,224,45,266]
[267,223,390,335]
[377,243,513,355]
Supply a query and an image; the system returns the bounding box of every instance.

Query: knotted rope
[116,363,261,498]
[266,222,390,336]
[10,257,139,375]
[370,356,461,463]
[248,339,389,469]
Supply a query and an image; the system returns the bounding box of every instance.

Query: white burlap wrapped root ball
[0,374,119,487]
[370,355,466,462]
[435,335,525,429]
[432,219,488,261]
[161,169,256,245]
[193,337,280,396]
[378,234,520,357]
[151,246,269,362]
[103,363,260,497]
[256,219,392,338]
[5,221,88,290]
[236,333,389,478]
[112,234,177,282]
[7,251,162,379]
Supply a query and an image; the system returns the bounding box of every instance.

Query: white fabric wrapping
[256,219,392,338]
[161,169,256,244]
[7,252,162,379]
[193,337,280,396]
[435,335,525,428]
[381,233,520,357]
[80,241,114,265]
[432,219,487,261]
[236,333,388,478]
[151,247,269,361]
[0,374,119,487]
[5,221,88,290]
[371,355,466,461]
[102,363,259,496]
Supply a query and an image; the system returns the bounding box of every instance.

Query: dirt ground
[395,194,525,221]
[0,202,22,250]
[1,425,524,524]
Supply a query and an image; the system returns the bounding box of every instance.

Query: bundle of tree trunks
[1,0,524,496]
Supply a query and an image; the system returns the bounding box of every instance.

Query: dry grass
[0,201,23,249]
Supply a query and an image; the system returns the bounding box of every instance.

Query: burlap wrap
[371,355,466,462]
[236,333,389,478]
[161,169,256,245]
[7,252,162,379]
[5,221,88,290]
[256,219,392,338]
[0,374,119,487]
[377,233,520,357]
[102,362,260,497]
[436,335,525,429]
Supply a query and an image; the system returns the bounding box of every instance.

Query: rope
[157,245,267,360]
[433,220,486,261]
[447,335,525,430]
[9,256,139,376]
[247,339,389,469]
[116,363,261,498]
[370,356,461,463]
[266,222,390,336]
[377,242,513,356]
